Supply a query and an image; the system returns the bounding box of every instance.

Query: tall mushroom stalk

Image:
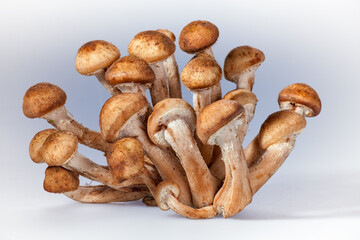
[147,98,219,208]
[99,93,192,205]
[23,82,111,153]
[75,40,121,95]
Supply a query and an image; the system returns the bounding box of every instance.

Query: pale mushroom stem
[149,62,169,105]
[244,135,264,168]
[140,169,157,196]
[211,82,222,103]
[116,84,149,96]
[164,119,219,208]
[94,71,121,96]
[235,72,255,90]
[203,47,214,57]
[163,55,182,98]
[43,105,111,152]
[250,139,295,194]
[64,185,148,203]
[193,89,212,116]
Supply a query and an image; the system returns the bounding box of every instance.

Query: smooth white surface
[1,0,359,239]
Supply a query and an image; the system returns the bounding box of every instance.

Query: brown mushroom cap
[42,131,78,166]
[258,110,307,150]
[29,129,58,163]
[154,180,181,211]
[43,166,79,193]
[278,83,322,117]
[147,98,196,147]
[196,99,245,144]
[180,53,222,90]
[99,93,150,143]
[224,46,265,82]
[223,89,258,107]
[105,56,155,85]
[128,31,175,63]
[23,82,67,119]
[179,20,219,54]
[75,40,120,75]
[106,138,145,182]
[156,29,176,42]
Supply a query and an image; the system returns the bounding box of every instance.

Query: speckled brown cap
[42,131,78,166]
[156,29,176,42]
[258,110,307,150]
[180,53,222,90]
[223,89,258,107]
[278,83,322,117]
[99,93,150,143]
[106,138,144,182]
[43,166,79,193]
[75,40,120,75]
[197,99,245,144]
[147,98,196,147]
[224,46,265,82]
[29,129,58,163]
[128,31,175,63]
[23,82,67,119]
[179,20,219,54]
[105,56,155,85]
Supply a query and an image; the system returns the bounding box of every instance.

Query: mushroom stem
[43,105,110,152]
[94,71,121,95]
[193,89,212,116]
[211,82,222,102]
[149,61,169,105]
[235,72,255,90]
[244,135,264,168]
[163,55,182,98]
[203,47,214,57]
[64,185,148,203]
[164,119,219,207]
[116,83,149,96]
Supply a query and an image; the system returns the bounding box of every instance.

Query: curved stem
[163,55,182,98]
[149,61,169,105]
[95,71,121,96]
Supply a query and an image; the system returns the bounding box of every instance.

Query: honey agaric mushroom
[99,93,192,205]
[23,82,111,153]
[106,138,157,196]
[29,129,58,164]
[44,166,147,203]
[105,55,155,96]
[197,99,252,218]
[278,83,322,117]
[224,46,265,90]
[128,31,181,104]
[41,131,150,193]
[75,40,121,95]
[156,29,176,42]
[147,98,219,208]
[155,180,218,219]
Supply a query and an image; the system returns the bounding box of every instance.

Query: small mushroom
[75,40,121,95]
[155,180,218,219]
[224,46,265,90]
[99,93,192,205]
[44,166,147,203]
[147,98,219,208]
[29,129,58,164]
[128,31,181,104]
[23,82,111,153]
[197,99,252,218]
[105,55,155,96]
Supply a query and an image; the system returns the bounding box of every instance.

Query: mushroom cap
[128,31,175,63]
[42,131,78,166]
[278,83,322,117]
[259,110,307,150]
[105,56,155,85]
[180,53,222,90]
[29,129,58,163]
[156,29,176,42]
[75,40,120,75]
[196,99,245,144]
[224,46,265,82]
[23,82,67,119]
[99,93,150,143]
[43,166,79,193]
[147,98,196,148]
[179,20,219,54]
[106,138,145,182]
[223,89,258,107]
[154,180,181,211]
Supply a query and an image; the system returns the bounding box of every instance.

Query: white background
[1,0,359,239]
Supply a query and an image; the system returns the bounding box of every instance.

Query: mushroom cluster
[23,20,322,219]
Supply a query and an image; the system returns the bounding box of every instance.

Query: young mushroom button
[75,40,121,95]
[147,98,219,208]
[197,99,252,218]
[29,129,58,164]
